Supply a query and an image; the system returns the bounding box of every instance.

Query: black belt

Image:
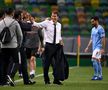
[46,42,59,45]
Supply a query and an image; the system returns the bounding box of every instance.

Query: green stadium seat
[21,0,28,3]
[99,0,108,6]
[79,24,87,31]
[69,11,78,24]
[71,24,80,35]
[105,23,108,32]
[59,11,68,18]
[80,30,90,36]
[15,4,23,9]
[40,5,49,15]
[67,5,76,13]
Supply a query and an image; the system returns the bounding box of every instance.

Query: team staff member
[14,10,36,85]
[0,8,23,86]
[33,11,64,85]
[0,8,5,86]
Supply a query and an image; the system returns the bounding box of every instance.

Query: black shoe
[7,75,15,87]
[2,83,10,87]
[0,83,2,86]
[24,80,36,85]
[30,74,35,79]
[53,80,63,85]
[45,81,51,85]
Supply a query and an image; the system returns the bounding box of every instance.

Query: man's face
[91,19,97,27]
[51,13,58,22]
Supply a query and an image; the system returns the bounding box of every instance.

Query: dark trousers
[0,50,3,85]
[1,48,19,84]
[20,46,30,84]
[43,43,60,82]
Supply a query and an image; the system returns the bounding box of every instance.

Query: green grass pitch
[0,67,108,90]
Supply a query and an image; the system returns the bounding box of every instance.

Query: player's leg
[91,49,99,80]
[29,55,36,79]
[29,48,37,79]
[97,50,103,80]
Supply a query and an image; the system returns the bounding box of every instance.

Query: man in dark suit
[14,10,36,85]
[33,11,65,85]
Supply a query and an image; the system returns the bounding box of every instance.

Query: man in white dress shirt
[33,11,63,85]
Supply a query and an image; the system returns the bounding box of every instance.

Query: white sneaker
[7,75,15,86]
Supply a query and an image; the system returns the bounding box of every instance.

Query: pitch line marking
[15,66,77,83]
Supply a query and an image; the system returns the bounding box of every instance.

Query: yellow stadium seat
[74,0,82,7]
[103,12,108,17]
[61,17,69,25]
[91,0,99,8]
[32,7,40,13]
[4,0,12,4]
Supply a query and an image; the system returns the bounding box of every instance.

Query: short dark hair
[5,7,14,15]
[14,10,22,19]
[91,16,99,21]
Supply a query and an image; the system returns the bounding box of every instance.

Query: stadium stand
[0,0,108,36]
[0,0,108,59]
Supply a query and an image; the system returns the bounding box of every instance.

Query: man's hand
[100,49,105,54]
[59,40,64,46]
[84,47,89,53]
[38,47,45,54]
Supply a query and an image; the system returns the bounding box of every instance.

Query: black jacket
[55,45,69,81]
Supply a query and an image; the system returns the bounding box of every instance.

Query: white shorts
[92,49,101,60]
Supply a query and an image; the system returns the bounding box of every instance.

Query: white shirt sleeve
[59,23,62,40]
[32,20,47,28]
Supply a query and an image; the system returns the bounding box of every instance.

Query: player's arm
[102,37,105,49]
[32,19,47,29]
[38,29,44,48]
[85,39,92,52]
[99,28,105,54]
[100,36,106,54]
